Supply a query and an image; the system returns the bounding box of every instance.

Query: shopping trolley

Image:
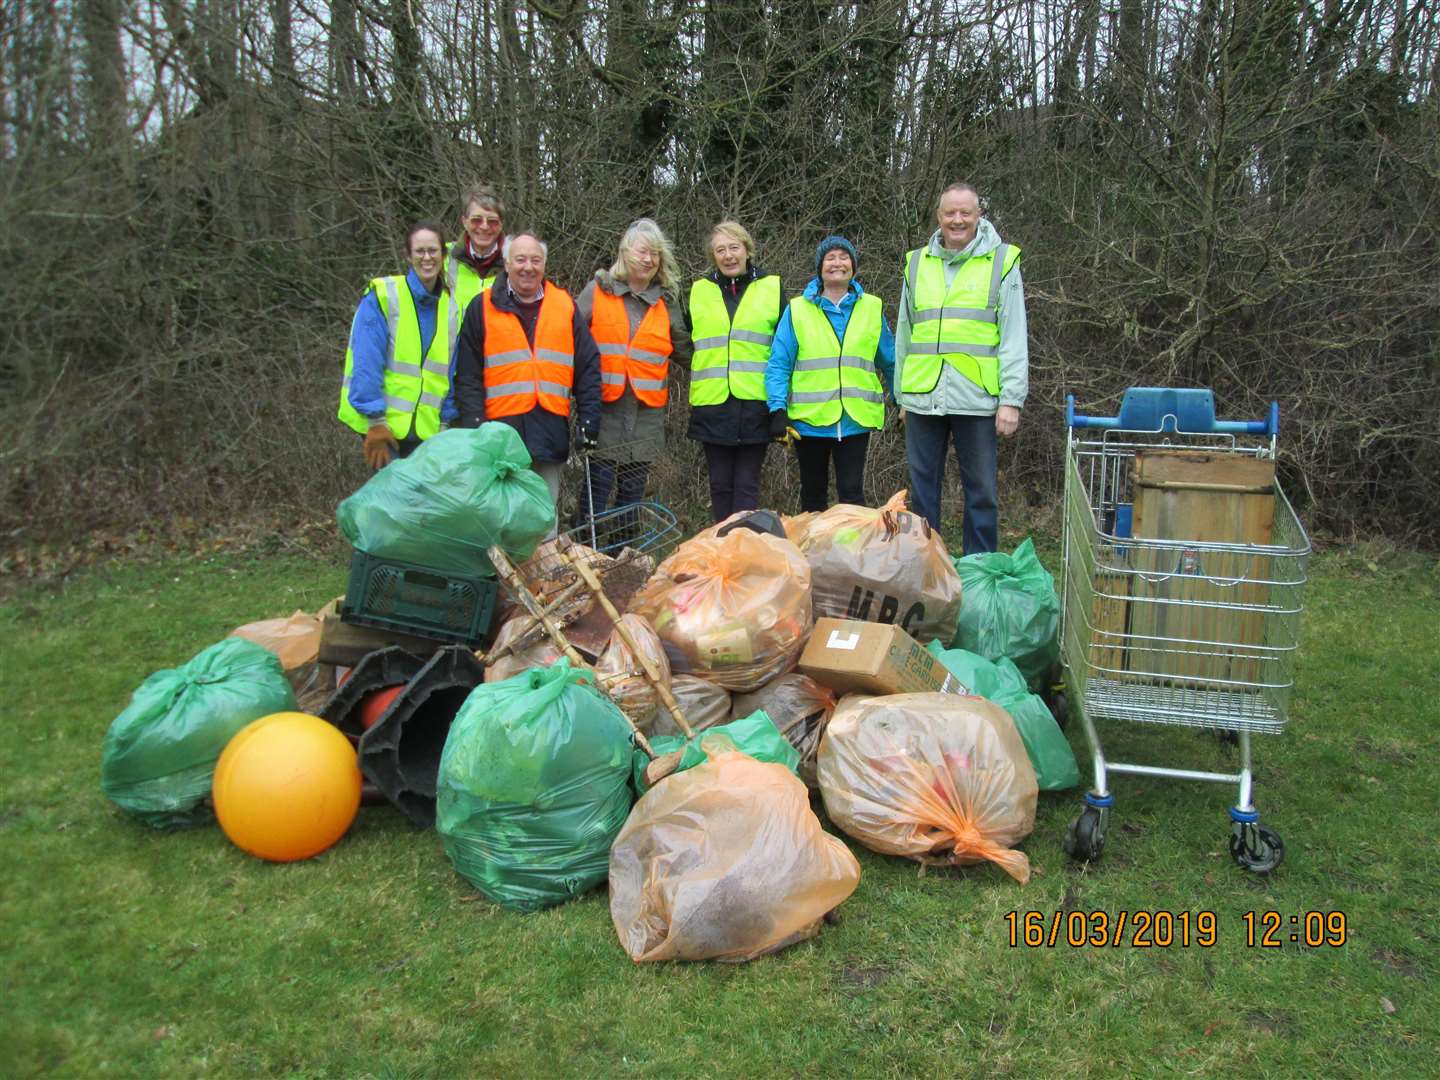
[1059,388,1310,873]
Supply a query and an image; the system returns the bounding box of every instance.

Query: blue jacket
[346,269,459,425]
[765,278,895,439]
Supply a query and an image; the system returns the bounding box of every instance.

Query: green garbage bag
[953,537,1060,689]
[928,642,1080,791]
[632,710,800,794]
[436,658,633,912]
[336,423,556,575]
[101,638,297,828]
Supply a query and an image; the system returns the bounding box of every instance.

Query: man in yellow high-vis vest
[896,182,1028,554]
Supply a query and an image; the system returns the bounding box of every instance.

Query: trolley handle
[1066,393,1279,437]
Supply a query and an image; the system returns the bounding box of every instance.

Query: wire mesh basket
[492,444,683,657]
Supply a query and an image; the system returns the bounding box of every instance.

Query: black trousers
[703,442,768,522]
[794,432,870,512]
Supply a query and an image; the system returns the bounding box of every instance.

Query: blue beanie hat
[814,235,858,275]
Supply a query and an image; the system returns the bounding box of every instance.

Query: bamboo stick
[486,544,657,759]
[557,550,693,738]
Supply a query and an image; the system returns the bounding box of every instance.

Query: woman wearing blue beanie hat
[764,235,895,510]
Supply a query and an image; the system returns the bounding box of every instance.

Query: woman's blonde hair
[708,220,755,267]
[611,217,680,291]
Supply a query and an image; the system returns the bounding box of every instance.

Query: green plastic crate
[341,550,498,647]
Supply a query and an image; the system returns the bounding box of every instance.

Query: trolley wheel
[1064,807,1106,862]
[1229,822,1285,874]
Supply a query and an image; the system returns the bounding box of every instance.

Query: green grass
[1,546,1437,1077]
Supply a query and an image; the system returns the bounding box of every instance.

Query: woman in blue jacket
[765,236,895,511]
[338,221,460,469]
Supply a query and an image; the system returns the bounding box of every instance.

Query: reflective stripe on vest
[481,285,576,419]
[338,275,457,439]
[900,243,1020,397]
[590,288,672,407]
[446,255,497,318]
[687,275,780,406]
[786,293,885,429]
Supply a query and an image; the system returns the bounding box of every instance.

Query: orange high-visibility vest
[590,289,672,407]
[481,286,577,419]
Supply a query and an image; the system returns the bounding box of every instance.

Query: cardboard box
[798,618,968,697]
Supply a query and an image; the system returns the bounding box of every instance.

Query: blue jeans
[905,412,999,555]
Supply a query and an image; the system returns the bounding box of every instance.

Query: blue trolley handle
[1066,394,1279,437]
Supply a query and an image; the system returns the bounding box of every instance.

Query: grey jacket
[894,219,1029,416]
[576,271,693,463]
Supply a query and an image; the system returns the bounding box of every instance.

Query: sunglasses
[466,215,501,227]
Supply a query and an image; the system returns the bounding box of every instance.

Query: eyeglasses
[466,215,501,227]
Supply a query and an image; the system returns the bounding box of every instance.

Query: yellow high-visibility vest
[446,255,498,317]
[338,276,457,439]
[900,243,1020,396]
[786,294,885,429]
[687,275,780,405]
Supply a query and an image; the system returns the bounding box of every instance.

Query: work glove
[363,423,399,470]
[576,423,600,452]
[770,409,799,446]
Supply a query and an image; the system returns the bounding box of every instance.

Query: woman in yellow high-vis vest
[337,221,459,470]
[445,185,506,316]
[575,218,692,526]
[766,236,895,512]
[686,220,785,522]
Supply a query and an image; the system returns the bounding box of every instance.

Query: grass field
[1,541,1436,1078]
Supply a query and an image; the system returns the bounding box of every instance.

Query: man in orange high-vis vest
[453,233,602,533]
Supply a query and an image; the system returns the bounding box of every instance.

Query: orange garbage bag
[594,613,672,728]
[817,692,1038,883]
[731,673,836,788]
[781,512,817,545]
[230,609,334,713]
[609,745,860,962]
[795,490,963,645]
[484,614,563,683]
[645,675,730,737]
[627,528,812,692]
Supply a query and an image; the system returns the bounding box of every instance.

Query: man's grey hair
[503,232,548,261]
[935,181,981,210]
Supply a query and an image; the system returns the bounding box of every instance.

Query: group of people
[338,182,1027,554]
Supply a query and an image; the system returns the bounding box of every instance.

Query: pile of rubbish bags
[99,429,1077,965]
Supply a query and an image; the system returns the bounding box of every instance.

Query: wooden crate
[1125,452,1275,687]
[1087,570,1132,675]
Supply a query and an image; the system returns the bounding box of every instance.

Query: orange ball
[213,712,362,862]
[359,684,405,731]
